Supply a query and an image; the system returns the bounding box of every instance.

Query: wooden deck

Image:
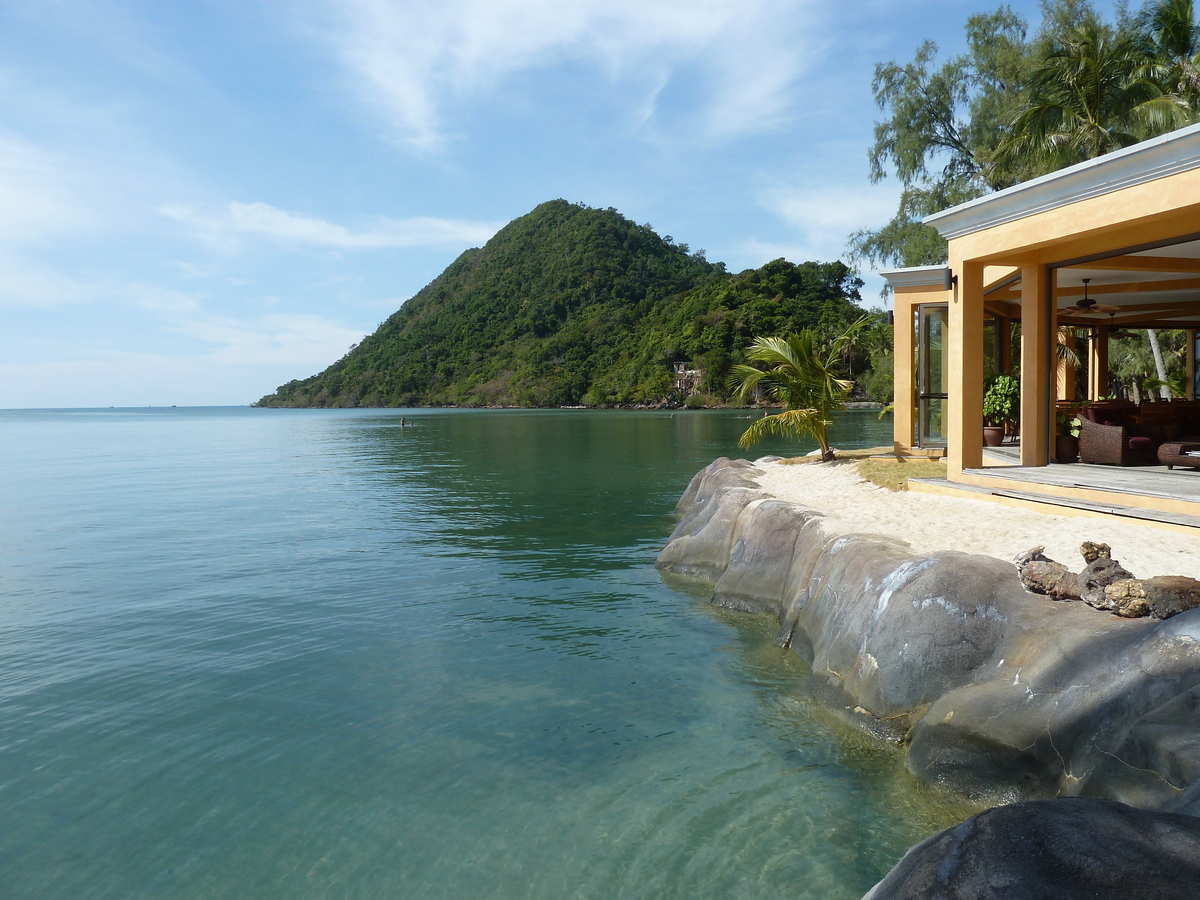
[964,461,1200,503]
[909,461,1200,530]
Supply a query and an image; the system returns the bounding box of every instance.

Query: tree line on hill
[255,200,893,410]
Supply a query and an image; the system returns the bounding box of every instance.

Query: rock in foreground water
[863,798,1200,900]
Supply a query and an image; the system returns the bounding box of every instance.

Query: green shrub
[983,374,1020,428]
[861,356,894,404]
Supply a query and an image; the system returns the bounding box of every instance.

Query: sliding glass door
[916,304,948,448]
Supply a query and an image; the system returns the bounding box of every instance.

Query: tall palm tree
[728,316,873,461]
[1001,18,1190,169]
[1141,0,1200,106]
[1147,328,1172,398]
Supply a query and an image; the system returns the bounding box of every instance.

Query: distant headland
[253,200,889,410]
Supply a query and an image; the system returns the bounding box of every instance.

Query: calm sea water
[0,407,971,900]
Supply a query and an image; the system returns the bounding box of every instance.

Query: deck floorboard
[964,462,1200,503]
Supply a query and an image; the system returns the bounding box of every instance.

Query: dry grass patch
[854,456,946,492]
[776,447,946,491]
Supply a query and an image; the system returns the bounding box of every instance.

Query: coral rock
[1012,546,1081,601]
[1079,557,1136,609]
[1105,575,1200,620]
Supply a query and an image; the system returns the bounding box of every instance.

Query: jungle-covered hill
[254,200,882,408]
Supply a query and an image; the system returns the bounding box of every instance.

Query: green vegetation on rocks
[255,200,882,408]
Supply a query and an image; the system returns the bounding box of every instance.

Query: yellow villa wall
[885,147,1200,523]
[949,167,1200,266]
[941,166,1200,483]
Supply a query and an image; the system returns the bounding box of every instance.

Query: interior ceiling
[985,237,1200,329]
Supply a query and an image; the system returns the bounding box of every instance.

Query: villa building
[882,122,1200,528]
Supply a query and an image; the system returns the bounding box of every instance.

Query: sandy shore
[752,458,1200,581]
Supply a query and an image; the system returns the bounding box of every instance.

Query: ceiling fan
[1066,278,1119,314]
[1105,312,1137,338]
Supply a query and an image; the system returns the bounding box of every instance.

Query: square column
[1020,264,1052,466]
[947,259,984,475]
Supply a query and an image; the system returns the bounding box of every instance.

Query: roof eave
[922,123,1200,241]
[879,265,951,289]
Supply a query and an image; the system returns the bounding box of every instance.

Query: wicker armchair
[1077,415,1161,466]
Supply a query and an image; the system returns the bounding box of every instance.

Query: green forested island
[255,200,889,409]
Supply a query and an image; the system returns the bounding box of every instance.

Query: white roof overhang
[923,122,1200,241]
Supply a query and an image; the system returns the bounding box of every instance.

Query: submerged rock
[656,458,768,581]
[863,798,1200,900]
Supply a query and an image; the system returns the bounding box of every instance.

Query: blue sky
[2,0,1117,407]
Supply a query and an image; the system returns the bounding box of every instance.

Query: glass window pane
[916,304,949,448]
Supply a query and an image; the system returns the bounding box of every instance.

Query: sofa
[1077,399,1200,466]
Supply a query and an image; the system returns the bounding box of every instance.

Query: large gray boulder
[908,599,1200,808]
[863,798,1200,900]
[658,457,1200,811]
[655,458,767,580]
[710,498,823,614]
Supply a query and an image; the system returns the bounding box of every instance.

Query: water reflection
[0,406,963,900]
[335,408,894,563]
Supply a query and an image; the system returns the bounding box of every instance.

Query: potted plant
[983,374,1019,446]
[1055,403,1082,463]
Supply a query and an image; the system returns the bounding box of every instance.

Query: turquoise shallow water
[0,407,970,899]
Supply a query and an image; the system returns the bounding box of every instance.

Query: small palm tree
[728,316,873,461]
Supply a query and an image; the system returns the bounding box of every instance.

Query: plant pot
[1055,434,1079,463]
[983,426,1005,447]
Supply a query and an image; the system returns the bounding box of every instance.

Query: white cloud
[313,0,825,151]
[766,183,900,245]
[0,250,203,311]
[164,201,502,250]
[717,180,903,304]
[741,180,900,266]
[0,253,97,307]
[168,311,367,368]
[0,133,96,241]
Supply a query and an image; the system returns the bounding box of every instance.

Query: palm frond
[727,363,769,400]
[737,408,829,450]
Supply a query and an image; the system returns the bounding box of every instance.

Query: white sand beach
[752,459,1200,581]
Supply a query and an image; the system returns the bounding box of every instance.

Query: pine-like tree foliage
[254,200,869,408]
